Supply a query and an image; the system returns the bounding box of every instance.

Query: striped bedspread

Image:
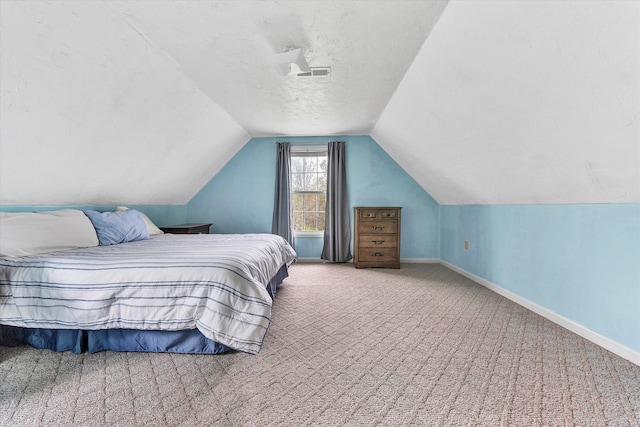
[0,233,296,354]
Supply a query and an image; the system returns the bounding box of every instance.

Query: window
[291,146,327,236]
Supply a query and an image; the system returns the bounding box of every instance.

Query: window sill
[294,231,324,238]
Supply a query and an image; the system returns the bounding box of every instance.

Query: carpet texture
[1,263,638,426]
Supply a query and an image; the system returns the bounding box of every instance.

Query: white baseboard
[295,257,350,264]
[295,257,440,264]
[401,258,440,263]
[292,257,639,365]
[440,260,640,366]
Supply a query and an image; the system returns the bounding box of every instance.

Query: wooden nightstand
[160,223,211,234]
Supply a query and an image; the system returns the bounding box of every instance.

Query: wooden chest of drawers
[354,207,401,269]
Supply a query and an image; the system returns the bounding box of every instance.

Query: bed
[0,209,296,355]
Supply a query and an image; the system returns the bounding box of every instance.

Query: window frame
[290,145,328,238]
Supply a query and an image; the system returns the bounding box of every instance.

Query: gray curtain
[272,142,295,249]
[321,141,352,262]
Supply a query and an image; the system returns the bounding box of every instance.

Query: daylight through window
[291,147,327,234]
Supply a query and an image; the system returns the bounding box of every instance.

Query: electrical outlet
[464,240,469,250]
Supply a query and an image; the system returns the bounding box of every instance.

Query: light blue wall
[351,136,440,259]
[0,204,187,227]
[187,135,440,259]
[440,204,640,353]
[187,137,275,234]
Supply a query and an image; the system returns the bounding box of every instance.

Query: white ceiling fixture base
[269,48,311,76]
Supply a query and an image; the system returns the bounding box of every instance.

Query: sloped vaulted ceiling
[1,1,638,206]
[372,0,639,205]
[0,1,251,205]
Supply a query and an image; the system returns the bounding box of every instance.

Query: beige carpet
[1,263,639,426]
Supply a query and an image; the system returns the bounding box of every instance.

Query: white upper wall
[372,0,639,204]
[0,1,249,205]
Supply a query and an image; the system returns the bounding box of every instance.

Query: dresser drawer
[359,209,399,220]
[357,248,398,263]
[359,209,379,219]
[358,234,398,248]
[357,220,397,235]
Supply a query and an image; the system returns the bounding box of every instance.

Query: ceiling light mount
[268,47,311,76]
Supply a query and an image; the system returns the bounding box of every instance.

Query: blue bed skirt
[0,264,289,354]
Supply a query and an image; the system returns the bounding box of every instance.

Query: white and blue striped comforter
[0,233,296,354]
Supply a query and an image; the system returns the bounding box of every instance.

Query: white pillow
[116,206,164,236]
[0,209,99,258]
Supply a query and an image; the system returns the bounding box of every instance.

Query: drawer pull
[373,252,384,257]
[372,226,385,231]
[372,240,385,244]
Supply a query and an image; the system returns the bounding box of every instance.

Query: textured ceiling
[0,0,638,206]
[108,1,447,136]
[0,0,446,205]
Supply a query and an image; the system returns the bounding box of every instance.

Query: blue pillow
[83,209,150,246]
